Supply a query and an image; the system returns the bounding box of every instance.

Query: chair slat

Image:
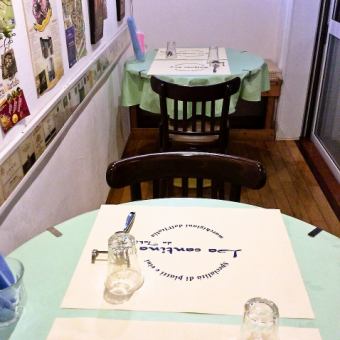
[131,183,142,201]
[211,101,215,132]
[218,181,225,200]
[211,180,218,199]
[150,76,240,153]
[166,178,173,197]
[153,180,160,198]
[183,101,187,132]
[230,184,241,202]
[174,100,178,130]
[202,101,206,132]
[197,178,203,197]
[192,101,197,132]
[159,179,168,198]
[182,177,189,197]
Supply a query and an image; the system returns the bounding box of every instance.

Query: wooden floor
[107,128,340,237]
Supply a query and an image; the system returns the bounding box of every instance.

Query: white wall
[276,0,321,139]
[133,0,283,62]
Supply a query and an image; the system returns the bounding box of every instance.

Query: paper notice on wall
[0,79,30,133]
[61,0,87,68]
[0,0,31,134]
[62,205,314,318]
[0,0,15,33]
[47,319,322,340]
[22,0,64,97]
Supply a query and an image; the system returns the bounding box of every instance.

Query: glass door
[311,0,340,182]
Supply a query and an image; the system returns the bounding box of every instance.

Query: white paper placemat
[61,205,314,318]
[47,318,322,340]
[148,47,230,75]
[154,48,228,60]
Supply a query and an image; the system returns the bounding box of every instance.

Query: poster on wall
[0,0,16,35]
[89,0,104,44]
[61,0,87,68]
[0,1,31,134]
[103,0,107,19]
[22,0,64,97]
[116,0,125,21]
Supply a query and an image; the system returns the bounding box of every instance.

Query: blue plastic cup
[0,258,25,339]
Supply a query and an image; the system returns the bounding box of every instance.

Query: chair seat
[169,134,220,150]
[168,119,223,151]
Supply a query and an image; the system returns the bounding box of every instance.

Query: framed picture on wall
[116,0,125,21]
[89,0,104,44]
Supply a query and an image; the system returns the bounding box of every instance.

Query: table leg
[129,106,138,128]
[264,96,275,129]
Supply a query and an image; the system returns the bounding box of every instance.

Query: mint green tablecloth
[121,49,270,114]
[8,199,340,340]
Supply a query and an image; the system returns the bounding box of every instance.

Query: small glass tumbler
[0,258,26,339]
[166,41,177,58]
[240,297,279,340]
[208,46,219,64]
[104,233,143,304]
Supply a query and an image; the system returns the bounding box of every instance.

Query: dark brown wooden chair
[106,151,266,202]
[150,76,241,153]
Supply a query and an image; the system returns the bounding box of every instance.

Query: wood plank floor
[107,129,340,237]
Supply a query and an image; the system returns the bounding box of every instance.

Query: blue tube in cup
[0,255,15,290]
[0,258,25,329]
[127,16,145,62]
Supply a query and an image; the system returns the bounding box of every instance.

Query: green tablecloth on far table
[121,49,270,114]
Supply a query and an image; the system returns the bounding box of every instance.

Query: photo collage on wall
[61,0,87,68]
[22,0,64,97]
[0,0,30,134]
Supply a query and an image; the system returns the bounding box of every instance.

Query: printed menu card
[61,205,314,318]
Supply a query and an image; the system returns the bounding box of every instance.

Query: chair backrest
[106,152,266,202]
[150,76,241,152]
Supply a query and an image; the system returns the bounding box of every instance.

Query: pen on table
[308,227,322,237]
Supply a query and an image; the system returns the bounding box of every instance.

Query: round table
[8,198,340,340]
[121,49,270,114]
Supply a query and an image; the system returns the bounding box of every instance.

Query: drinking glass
[208,46,219,64]
[240,297,279,340]
[166,41,177,58]
[0,258,26,339]
[104,233,143,304]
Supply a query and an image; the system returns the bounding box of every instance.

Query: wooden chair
[106,151,266,202]
[150,76,241,153]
